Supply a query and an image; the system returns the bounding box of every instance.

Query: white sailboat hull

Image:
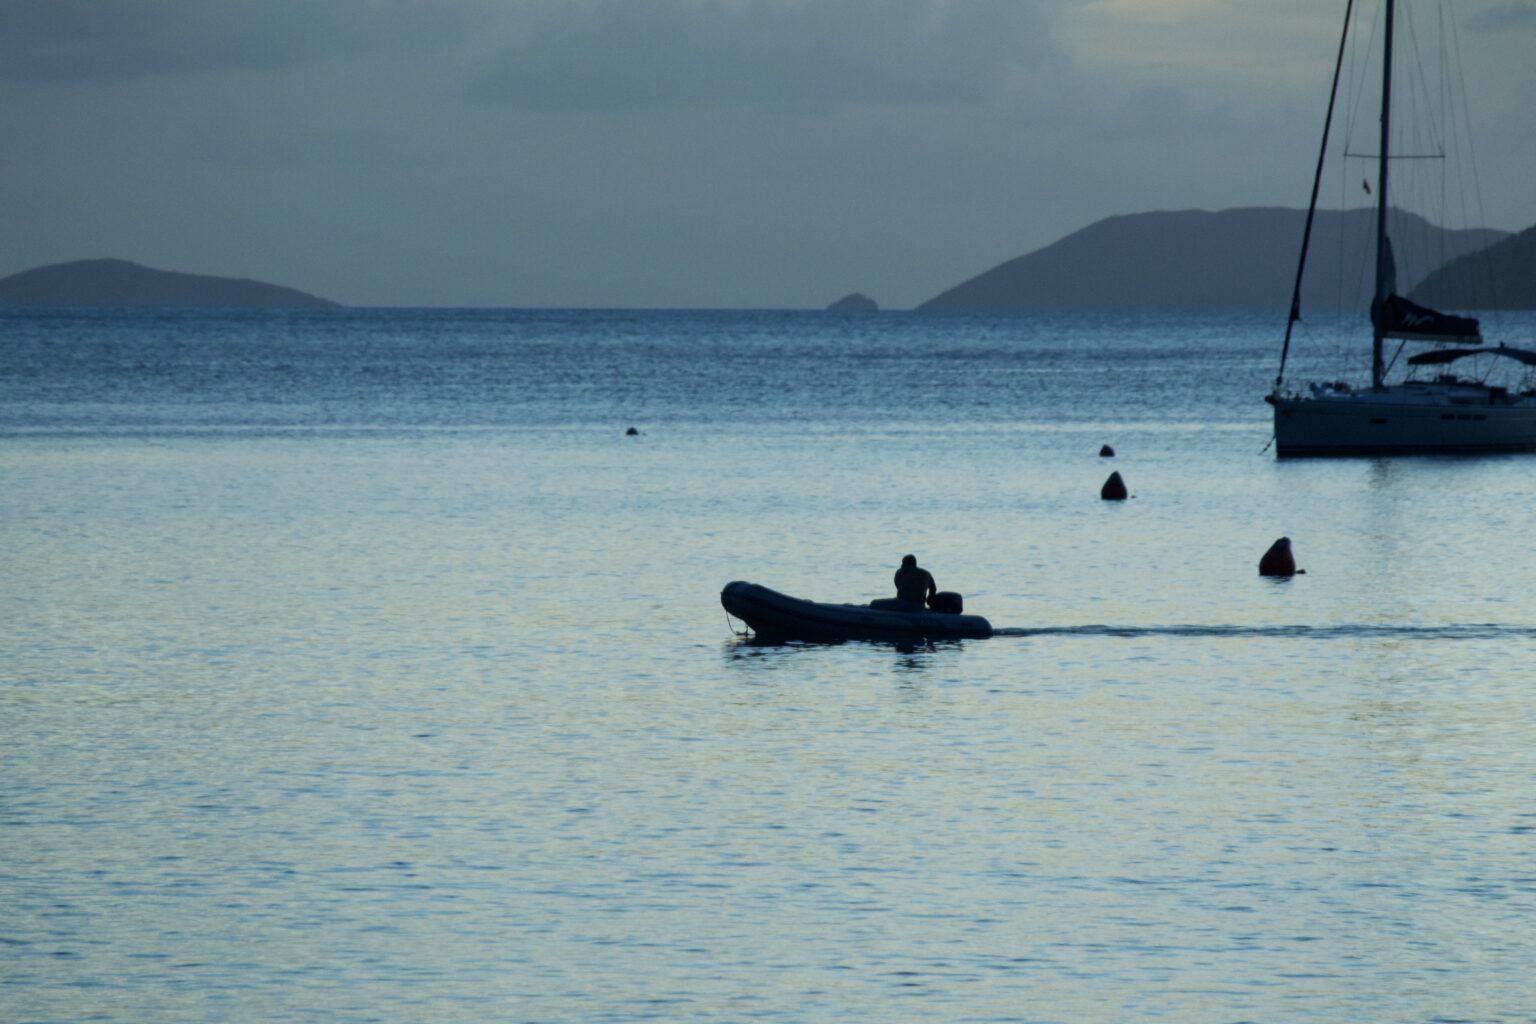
[1271,385,1536,457]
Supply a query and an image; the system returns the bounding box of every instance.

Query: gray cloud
[0,0,478,82]
[466,0,1070,111]
[1465,2,1536,32]
[1,0,1531,309]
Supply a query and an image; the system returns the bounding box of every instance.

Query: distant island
[1411,223,1536,310]
[0,258,340,309]
[919,207,1509,314]
[827,292,878,312]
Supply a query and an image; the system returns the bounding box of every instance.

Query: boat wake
[992,624,1536,641]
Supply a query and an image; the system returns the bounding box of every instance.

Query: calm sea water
[4,308,1536,1023]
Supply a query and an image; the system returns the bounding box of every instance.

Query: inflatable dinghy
[721,580,992,642]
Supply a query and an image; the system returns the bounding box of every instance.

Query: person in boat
[893,554,937,609]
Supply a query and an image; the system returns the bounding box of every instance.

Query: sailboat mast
[1372,0,1396,389]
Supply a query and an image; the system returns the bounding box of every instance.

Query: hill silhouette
[919,207,1505,314]
[1410,223,1536,310]
[0,258,339,309]
[827,292,879,312]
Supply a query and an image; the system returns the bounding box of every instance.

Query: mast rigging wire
[1275,0,1358,390]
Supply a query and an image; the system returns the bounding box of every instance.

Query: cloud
[1057,0,1339,88]
[1465,2,1536,32]
[465,0,1071,111]
[0,0,478,82]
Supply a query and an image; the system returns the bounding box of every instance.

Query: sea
[4,307,1536,1023]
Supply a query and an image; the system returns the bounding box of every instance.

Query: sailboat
[1267,0,1536,456]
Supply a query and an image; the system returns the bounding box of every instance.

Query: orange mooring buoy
[1100,471,1128,500]
[1259,537,1298,577]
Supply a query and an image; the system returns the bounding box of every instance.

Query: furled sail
[1372,293,1482,343]
[1370,235,1481,343]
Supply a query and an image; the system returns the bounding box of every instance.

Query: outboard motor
[928,591,964,615]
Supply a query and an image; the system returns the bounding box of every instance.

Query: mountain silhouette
[0,258,340,309]
[919,207,1506,314]
[1410,222,1536,310]
[826,292,878,312]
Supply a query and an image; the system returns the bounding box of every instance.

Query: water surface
[4,308,1536,1022]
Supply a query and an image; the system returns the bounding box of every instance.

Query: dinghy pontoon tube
[721,581,993,642]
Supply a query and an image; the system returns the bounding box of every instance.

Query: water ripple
[994,623,1536,640]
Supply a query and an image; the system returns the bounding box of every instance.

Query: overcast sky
[2,0,1532,308]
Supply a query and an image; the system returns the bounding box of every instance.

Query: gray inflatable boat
[721,580,993,642]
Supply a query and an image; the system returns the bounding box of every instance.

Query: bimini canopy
[1407,344,1536,368]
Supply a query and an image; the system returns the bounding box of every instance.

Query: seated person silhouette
[870,554,936,612]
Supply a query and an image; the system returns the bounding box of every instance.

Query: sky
[2,0,1533,309]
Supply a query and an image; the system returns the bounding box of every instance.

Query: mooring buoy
[1100,471,1128,501]
[1259,537,1300,577]
[625,426,640,436]
[1099,444,1115,457]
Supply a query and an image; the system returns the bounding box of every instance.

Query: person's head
[901,554,916,568]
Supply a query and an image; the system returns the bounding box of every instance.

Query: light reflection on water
[3,310,1536,1022]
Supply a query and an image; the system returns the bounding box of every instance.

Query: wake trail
[991,624,1536,641]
